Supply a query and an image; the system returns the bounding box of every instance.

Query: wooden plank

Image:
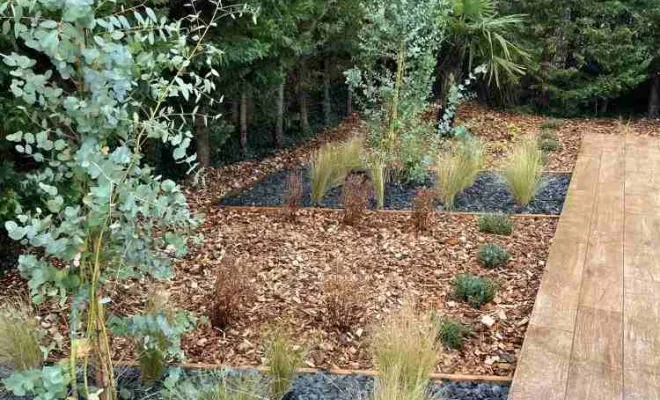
[624,278,660,324]
[569,154,601,193]
[564,361,622,400]
[578,234,623,312]
[570,307,622,367]
[508,325,573,400]
[623,368,660,400]
[624,214,660,282]
[529,237,588,332]
[624,315,660,372]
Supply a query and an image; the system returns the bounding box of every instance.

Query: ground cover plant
[453,275,497,308]
[478,214,514,236]
[436,317,472,350]
[478,244,510,269]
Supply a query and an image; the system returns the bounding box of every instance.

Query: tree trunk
[232,99,239,128]
[194,113,211,168]
[240,91,248,154]
[650,74,659,119]
[275,79,285,148]
[323,63,332,126]
[346,87,353,116]
[298,60,309,134]
[598,98,609,115]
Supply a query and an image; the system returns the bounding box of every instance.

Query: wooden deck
[509,134,660,400]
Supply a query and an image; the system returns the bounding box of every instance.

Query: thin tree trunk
[323,62,332,126]
[650,74,659,119]
[298,60,309,134]
[240,91,248,154]
[346,87,353,116]
[232,99,239,127]
[275,79,285,148]
[194,113,211,168]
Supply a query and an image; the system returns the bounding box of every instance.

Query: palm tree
[436,0,529,108]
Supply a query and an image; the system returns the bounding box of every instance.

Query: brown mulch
[109,209,557,377]
[458,102,660,172]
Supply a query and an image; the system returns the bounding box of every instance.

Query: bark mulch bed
[218,169,570,215]
[458,102,660,171]
[107,209,557,377]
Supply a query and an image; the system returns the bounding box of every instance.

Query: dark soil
[218,168,570,215]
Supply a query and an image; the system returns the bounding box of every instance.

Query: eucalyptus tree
[0,0,242,398]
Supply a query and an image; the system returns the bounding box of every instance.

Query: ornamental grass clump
[412,188,436,232]
[371,303,439,400]
[309,138,363,204]
[265,327,305,400]
[210,256,253,329]
[164,370,268,400]
[452,274,497,308]
[478,213,514,236]
[282,170,303,222]
[0,300,42,371]
[322,273,366,331]
[436,317,471,350]
[341,174,372,225]
[435,138,483,210]
[477,243,510,269]
[503,138,544,206]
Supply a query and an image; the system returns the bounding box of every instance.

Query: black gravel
[219,168,571,215]
[0,366,510,399]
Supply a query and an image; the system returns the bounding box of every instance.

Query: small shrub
[452,274,497,308]
[477,243,510,268]
[539,138,561,152]
[502,138,544,206]
[539,129,557,141]
[540,118,563,130]
[412,188,436,232]
[436,317,471,350]
[0,299,42,371]
[322,273,366,331]
[341,173,372,225]
[210,256,253,329]
[164,370,268,400]
[265,327,305,400]
[478,213,513,236]
[372,303,439,400]
[435,138,483,209]
[282,170,303,221]
[310,138,363,204]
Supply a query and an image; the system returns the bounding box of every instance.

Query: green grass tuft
[435,138,484,210]
[452,274,497,308]
[265,327,305,400]
[539,138,562,152]
[0,299,42,371]
[163,370,268,400]
[477,243,510,268]
[372,303,439,400]
[309,138,363,204]
[502,138,545,206]
[539,118,563,130]
[478,213,514,236]
[436,317,471,350]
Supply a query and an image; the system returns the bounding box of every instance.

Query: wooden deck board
[509,134,660,399]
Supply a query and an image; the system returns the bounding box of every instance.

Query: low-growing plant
[110,290,196,386]
[502,138,544,206]
[0,300,43,371]
[452,275,497,308]
[372,303,439,400]
[310,138,363,204]
[322,273,366,331]
[436,317,471,350]
[539,138,562,152]
[478,214,514,236]
[435,138,483,210]
[210,256,253,329]
[412,189,436,232]
[163,370,268,400]
[540,118,563,130]
[282,170,303,221]
[478,244,510,268]
[539,129,557,141]
[341,174,372,225]
[265,327,305,400]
